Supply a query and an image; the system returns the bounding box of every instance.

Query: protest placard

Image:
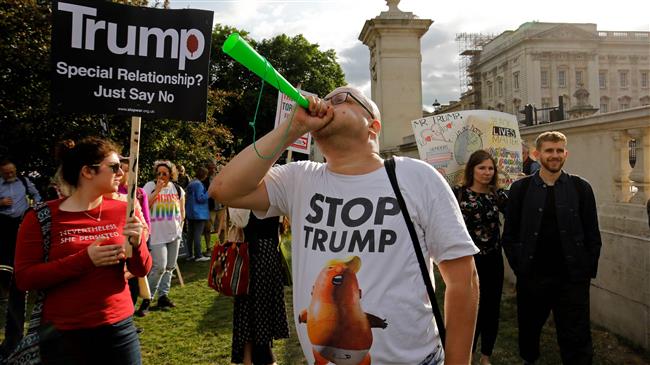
[51,0,213,121]
[274,89,315,155]
[411,110,522,187]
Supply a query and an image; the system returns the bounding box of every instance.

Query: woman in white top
[137,160,184,316]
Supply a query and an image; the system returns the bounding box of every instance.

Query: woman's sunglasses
[90,163,122,174]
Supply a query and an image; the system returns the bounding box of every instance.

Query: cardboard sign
[274,90,315,154]
[411,110,522,187]
[51,0,213,121]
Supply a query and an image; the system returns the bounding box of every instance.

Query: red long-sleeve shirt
[15,198,152,330]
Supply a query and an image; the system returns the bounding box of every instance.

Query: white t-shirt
[260,156,478,364]
[143,181,184,245]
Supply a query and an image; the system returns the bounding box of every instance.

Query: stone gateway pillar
[359,0,432,154]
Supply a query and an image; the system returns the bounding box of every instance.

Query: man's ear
[533,149,540,159]
[369,119,381,136]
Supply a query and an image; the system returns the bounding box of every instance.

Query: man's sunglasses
[90,163,122,174]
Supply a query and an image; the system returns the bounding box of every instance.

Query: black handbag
[2,202,52,365]
[384,158,446,348]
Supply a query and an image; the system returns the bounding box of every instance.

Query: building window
[600,101,608,113]
[599,71,607,89]
[619,70,629,88]
[576,70,583,86]
[558,70,566,88]
[487,82,493,99]
[498,78,503,97]
[541,70,549,88]
[619,96,631,110]
[513,72,520,90]
[641,71,649,88]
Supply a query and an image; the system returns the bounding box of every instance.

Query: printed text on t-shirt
[59,224,119,243]
[303,193,401,253]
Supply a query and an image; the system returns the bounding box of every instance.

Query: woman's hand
[123,215,144,247]
[87,239,125,266]
[155,178,166,193]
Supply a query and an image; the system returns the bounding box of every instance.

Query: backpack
[17,175,38,205]
[172,182,183,201]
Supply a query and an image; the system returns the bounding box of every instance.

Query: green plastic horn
[223,33,309,109]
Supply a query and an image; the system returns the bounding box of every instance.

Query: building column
[359,0,432,154]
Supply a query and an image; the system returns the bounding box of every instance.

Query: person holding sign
[210,86,479,365]
[14,137,151,364]
[453,150,508,365]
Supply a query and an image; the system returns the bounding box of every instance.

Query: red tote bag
[208,230,250,296]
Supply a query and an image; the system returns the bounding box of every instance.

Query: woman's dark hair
[461,149,499,188]
[195,167,208,181]
[55,137,120,187]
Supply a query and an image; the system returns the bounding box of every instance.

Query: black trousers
[516,275,593,365]
[0,214,25,353]
[0,214,20,271]
[473,250,504,356]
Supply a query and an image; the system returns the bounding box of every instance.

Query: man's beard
[540,158,565,173]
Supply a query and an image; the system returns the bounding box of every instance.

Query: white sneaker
[195,256,210,262]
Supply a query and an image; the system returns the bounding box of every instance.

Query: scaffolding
[455,33,495,95]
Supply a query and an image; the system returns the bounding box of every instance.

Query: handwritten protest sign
[51,0,213,121]
[411,110,522,187]
[274,89,315,154]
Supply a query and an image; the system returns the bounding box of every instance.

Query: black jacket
[502,171,602,281]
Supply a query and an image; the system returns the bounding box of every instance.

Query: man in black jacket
[503,131,601,365]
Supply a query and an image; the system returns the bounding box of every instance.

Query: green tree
[210,25,346,152]
[0,0,232,193]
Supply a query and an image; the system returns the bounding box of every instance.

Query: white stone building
[466,22,650,122]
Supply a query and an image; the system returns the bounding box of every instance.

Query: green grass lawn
[1,235,649,364]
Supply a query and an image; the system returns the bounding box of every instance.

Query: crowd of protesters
[0,93,621,365]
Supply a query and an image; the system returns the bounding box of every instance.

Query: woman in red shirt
[14,137,152,365]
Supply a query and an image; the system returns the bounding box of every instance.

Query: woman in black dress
[231,213,289,365]
[453,150,508,365]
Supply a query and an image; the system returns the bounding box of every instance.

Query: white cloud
[175,0,650,106]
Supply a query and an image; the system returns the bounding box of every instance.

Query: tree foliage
[0,1,346,193]
[0,0,231,192]
[209,24,346,151]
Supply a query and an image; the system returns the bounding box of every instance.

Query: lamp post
[432,99,441,114]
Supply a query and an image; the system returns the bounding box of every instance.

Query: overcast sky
[171,0,650,111]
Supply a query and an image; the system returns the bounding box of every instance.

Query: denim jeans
[39,317,141,365]
[187,219,207,258]
[147,238,180,298]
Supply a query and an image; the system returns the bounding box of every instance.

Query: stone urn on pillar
[359,1,432,154]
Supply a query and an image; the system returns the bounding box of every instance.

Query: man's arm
[502,180,522,273]
[438,255,479,364]
[209,97,332,211]
[581,181,602,278]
